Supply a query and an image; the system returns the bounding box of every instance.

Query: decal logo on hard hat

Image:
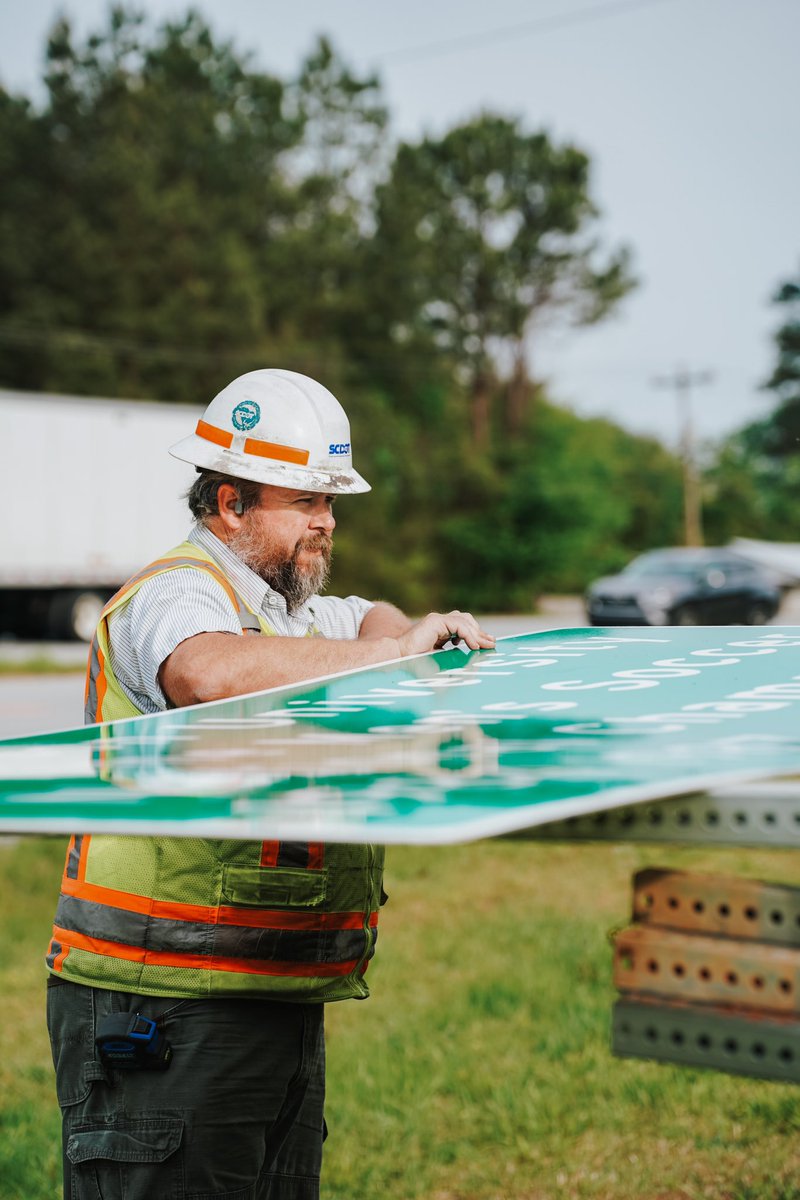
[231,400,261,431]
[329,443,350,456]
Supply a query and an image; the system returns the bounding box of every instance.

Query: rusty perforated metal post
[611,868,800,1082]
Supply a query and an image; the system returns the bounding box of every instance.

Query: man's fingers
[439,611,496,651]
[404,611,496,655]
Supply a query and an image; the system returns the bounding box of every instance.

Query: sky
[1,0,798,450]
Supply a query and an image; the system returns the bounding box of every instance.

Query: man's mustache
[295,533,332,559]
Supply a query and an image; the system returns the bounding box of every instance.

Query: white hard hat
[169,368,371,494]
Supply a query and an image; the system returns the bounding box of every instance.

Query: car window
[624,557,698,578]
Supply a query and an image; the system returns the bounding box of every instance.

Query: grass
[0,660,83,676]
[3,837,800,1199]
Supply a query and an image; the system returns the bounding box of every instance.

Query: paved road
[2,592,799,741]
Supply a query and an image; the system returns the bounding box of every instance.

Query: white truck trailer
[0,390,201,640]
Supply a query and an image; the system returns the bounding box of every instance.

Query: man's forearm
[160,631,401,707]
[160,609,495,708]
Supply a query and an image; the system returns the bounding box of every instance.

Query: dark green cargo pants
[47,976,326,1199]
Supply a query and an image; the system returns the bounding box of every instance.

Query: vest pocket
[221,865,328,908]
[66,1116,184,1199]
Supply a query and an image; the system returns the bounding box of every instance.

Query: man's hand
[395,611,495,657]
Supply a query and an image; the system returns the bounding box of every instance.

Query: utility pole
[652,367,714,547]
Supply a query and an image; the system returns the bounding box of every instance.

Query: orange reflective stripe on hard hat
[243,436,310,466]
[196,419,233,448]
[195,417,310,466]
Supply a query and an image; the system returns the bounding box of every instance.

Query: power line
[376,0,680,66]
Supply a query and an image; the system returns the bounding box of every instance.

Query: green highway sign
[1,627,800,843]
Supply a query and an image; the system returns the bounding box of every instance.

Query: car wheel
[744,602,771,626]
[47,590,107,642]
[672,605,699,626]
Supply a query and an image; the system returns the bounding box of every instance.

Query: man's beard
[229,523,332,615]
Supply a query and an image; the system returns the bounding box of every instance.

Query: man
[47,368,494,1199]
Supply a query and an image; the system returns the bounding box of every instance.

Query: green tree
[432,395,684,611]
[258,36,389,371]
[702,264,800,546]
[759,267,800,456]
[372,114,635,445]
[0,7,304,398]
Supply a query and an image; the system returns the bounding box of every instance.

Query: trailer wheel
[47,590,107,642]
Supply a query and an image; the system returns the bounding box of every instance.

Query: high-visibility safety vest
[47,541,385,1002]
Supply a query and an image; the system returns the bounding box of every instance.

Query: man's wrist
[378,636,403,661]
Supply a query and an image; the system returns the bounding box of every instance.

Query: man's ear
[217,483,244,532]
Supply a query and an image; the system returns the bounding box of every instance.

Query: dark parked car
[585,548,782,626]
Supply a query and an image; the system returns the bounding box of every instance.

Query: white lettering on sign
[729,635,800,648]
[541,677,659,692]
[481,700,577,714]
[729,679,800,701]
[613,667,700,680]
[654,655,739,669]
[397,674,481,690]
[683,700,788,714]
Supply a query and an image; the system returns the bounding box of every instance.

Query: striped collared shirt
[107,523,374,714]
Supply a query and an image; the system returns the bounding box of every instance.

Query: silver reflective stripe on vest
[85,635,102,724]
[54,894,371,965]
[65,836,84,880]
